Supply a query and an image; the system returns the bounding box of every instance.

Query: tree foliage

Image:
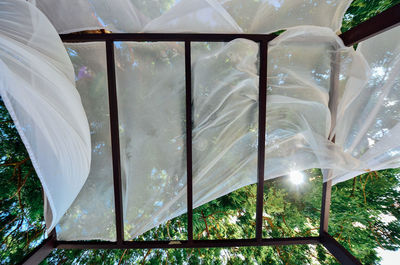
[1,0,400,264]
[40,169,400,264]
[329,169,400,264]
[0,102,46,264]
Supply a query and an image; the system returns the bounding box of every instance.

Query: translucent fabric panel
[32,0,351,34]
[332,25,400,184]
[31,0,147,34]
[192,40,260,206]
[190,28,359,209]
[114,42,186,239]
[68,28,372,240]
[30,0,101,34]
[112,29,365,240]
[220,0,351,33]
[57,43,115,241]
[266,26,360,180]
[0,0,90,231]
[142,0,242,33]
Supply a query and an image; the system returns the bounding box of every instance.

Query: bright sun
[289,171,304,185]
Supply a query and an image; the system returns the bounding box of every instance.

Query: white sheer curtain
[332,25,400,184]
[32,0,351,34]
[0,0,91,231]
[58,27,379,240]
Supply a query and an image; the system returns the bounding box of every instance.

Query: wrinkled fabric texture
[58,25,400,240]
[32,0,351,34]
[0,0,91,231]
[2,0,400,241]
[332,25,400,184]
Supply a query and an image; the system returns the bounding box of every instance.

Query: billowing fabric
[265,27,360,178]
[332,25,400,184]
[220,0,351,33]
[32,0,351,34]
[3,0,400,242]
[58,26,394,241]
[0,0,91,231]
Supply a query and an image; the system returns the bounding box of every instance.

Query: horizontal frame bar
[56,237,319,250]
[60,33,278,43]
[339,3,400,46]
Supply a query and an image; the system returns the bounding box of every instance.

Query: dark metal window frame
[18,4,400,265]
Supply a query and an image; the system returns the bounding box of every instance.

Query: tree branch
[201,211,210,238]
[141,248,152,265]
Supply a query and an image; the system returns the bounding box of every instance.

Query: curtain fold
[32,0,352,34]
[0,0,91,231]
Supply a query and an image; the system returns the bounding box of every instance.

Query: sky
[378,248,399,264]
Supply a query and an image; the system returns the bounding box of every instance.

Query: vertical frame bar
[256,40,268,241]
[320,47,339,235]
[320,180,332,234]
[320,48,362,264]
[106,40,124,244]
[185,41,193,242]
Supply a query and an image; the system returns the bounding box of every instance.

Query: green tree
[329,169,400,264]
[0,102,46,264]
[40,169,400,264]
